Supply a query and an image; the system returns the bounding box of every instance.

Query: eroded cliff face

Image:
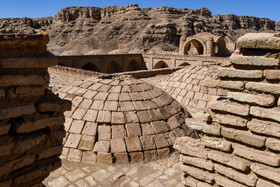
[1,4,279,55]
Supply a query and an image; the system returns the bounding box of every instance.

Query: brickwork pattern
[174,33,280,187]
[0,32,71,186]
[43,155,182,187]
[58,75,195,164]
[156,65,228,110]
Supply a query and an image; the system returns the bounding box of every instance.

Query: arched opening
[179,62,190,67]
[215,38,226,56]
[154,60,169,69]
[82,62,99,72]
[127,60,142,72]
[184,39,204,55]
[108,61,122,73]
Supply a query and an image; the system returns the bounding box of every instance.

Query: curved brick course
[156,65,228,111]
[58,75,195,164]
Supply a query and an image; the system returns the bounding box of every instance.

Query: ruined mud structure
[54,32,230,75]
[54,32,230,76]
[1,4,280,186]
[143,32,230,71]
[58,75,196,164]
[179,33,228,56]
[0,32,71,186]
[43,32,279,187]
[174,33,280,187]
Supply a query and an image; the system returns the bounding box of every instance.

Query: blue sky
[1,0,279,21]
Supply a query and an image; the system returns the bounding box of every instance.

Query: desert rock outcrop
[0,5,279,55]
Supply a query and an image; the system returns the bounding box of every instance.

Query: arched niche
[82,62,99,72]
[154,60,169,69]
[127,60,142,71]
[215,37,226,56]
[184,39,204,55]
[108,61,122,73]
[179,62,190,67]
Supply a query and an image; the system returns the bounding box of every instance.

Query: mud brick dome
[58,75,195,164]
[156,65,228,112]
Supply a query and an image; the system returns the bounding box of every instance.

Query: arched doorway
[108,61,122,73]
[127,60,142,71]
[154,60,169,69]
[184,39,204,55]
[179,62,190,67]
[82,62,99,72]
[215,38,226,56]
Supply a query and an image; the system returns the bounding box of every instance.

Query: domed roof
[85,50,107,55]
[60,50,83,56]
[156,65,228,113]
[58,75,193,164]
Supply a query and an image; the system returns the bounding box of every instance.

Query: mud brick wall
[174,33,280,187]
[0,32,71,186]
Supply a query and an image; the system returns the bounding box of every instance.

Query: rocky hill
[1,4,279,55]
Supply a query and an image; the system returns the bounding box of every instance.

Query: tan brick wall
[0,32,71,186]
[174,33,280,187]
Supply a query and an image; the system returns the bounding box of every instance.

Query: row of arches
[153,60,189,69]
[182,36,227,56]
[60,60,189,71]
[59,60,142,74]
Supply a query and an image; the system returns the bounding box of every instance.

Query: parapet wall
[0,32,71,186]
[57,53,145,73]
[143,53,229,70]
[174,33,280,187]
[50,65,182,79]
